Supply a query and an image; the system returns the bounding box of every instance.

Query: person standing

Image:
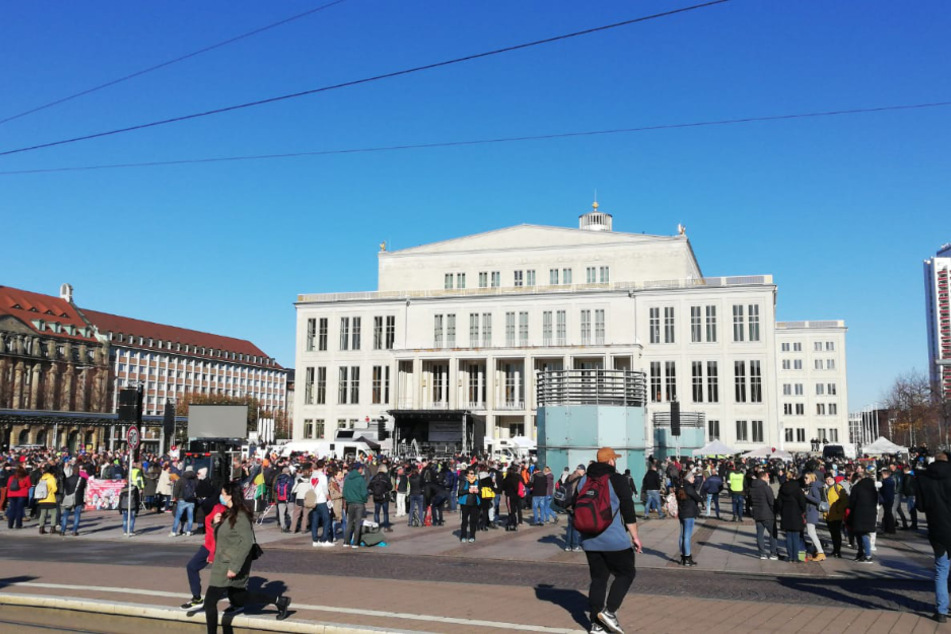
[273,467,294,533]
[824,472,848,558]
[543,466,558,525]
[342,463,368,548]
[290,464,313,534]
[802,472,826,561]
[5,466,31,529]
[641,463,664,519]
[700,469,723,520]
[750,469,779,560]
[458,469,480,542]
[563,464,586,551]
[59,463,87,536]
[899,464,918,530]
[368,464,393,533]
[847,472,878,564]
[35,465,59,534]
[407,466,424,527]
[503,465,523,531]
[728,464,746,522]
[310,463,333,546]
[879,469,897,534]
[776,469,807,563]
[677,472,702,566]
[914,450,951,623]
[395,466,408,518]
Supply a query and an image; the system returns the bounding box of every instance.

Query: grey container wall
[651,426,705,461]
[538,405,647,505]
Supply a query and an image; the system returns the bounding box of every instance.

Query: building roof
[0,286,99,343]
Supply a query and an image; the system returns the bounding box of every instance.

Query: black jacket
[749,478,775,522]
[775,480,806,531]
[847,477,879,534]
[641,469,661,491]
[678,482,702,519]
[915,460,951,557]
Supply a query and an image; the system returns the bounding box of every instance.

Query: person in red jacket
[180,501,228,610]
[5,466,31,529]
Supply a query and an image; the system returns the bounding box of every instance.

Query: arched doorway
[18,429,30,445]
[35,429,47,446]
[68,430,80,454]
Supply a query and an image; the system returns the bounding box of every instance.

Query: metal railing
[652,410,706,427]
[536,369,646,407]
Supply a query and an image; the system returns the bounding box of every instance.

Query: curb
[0,592,430,634]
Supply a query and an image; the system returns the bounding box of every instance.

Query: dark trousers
[461,505,479,539]
[204,584,276,634]
[344,503,365,546]
[731,494,744,519]
[585,548,636,616]
[310,504,332,542]
[828,520,843,555]
[6,497,26,528]
[506,495,520,528]
[882,505,896,534]
[373,500,390,528]
[187,546,210,599]
[408,495,425,526]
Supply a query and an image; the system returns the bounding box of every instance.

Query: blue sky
[1,0,948,410]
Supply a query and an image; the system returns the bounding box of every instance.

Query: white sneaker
[186,531,193,537]
[169,532,177,537]
[312,541,320,547]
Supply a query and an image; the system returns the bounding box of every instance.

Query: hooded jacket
[343,469,368,504]
[749,478,775,522]
[775,480,806,531]
[915,459,951,557]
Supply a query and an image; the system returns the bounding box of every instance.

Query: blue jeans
[680,517,695,556]
[785,531,802,561]
[187,546,210,598]
[374,500,390,528]
[173,500,195,533]
[60,506,82,534]
[6,496,27,528]
[332,516,345,541]
[122,510,136,533]
[705,493,721,518]
[543,496,556,522]
[731,493,744,519]
[756,520,777,556]
[532,495,546,524]
[449,489,458,512]
[935,551,949,616]
[645,490,664,517]
[857,533,872,559]
[565,516,580,548]
[310,504,332,542]
[408,495,424,526]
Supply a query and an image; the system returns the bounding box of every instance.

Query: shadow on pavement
[534,583,589,630]
[777,575,933,613]
[0,575,37,589]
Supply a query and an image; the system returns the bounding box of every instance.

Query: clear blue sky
[1,0,948,410]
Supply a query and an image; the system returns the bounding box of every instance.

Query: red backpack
[572,474,617,535]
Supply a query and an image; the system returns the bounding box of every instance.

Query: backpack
[34,478,49,500]
[303,489,317,509]
[440,470,454,490]
[275,475,292,502]
[9,477,20,492]
[369,476,389,500]
[182,477,198,502]
[572,474,618,535]
[518,481,527,498]
[551,485,570,514]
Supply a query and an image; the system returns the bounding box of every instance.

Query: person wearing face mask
[203,482,291,631]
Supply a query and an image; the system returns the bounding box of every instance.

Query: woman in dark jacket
[678,471,703,566]
[775,470,807,563]
[502,467,522,530]
[846,474,879,562]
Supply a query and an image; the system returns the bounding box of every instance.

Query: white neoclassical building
[293,204,849,454]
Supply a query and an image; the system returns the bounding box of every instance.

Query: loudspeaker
[163,402,175,440]
[117,387,141,423]
[670,400,681,437]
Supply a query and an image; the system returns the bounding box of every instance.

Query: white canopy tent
[740,446,793,461]
[862,436,908,455]
[691,439,737,457]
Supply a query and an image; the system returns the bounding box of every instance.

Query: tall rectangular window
[304,419,313,438]
[478,272,488,288]
[664,307,675,343]
[514,270,524,287]
[580,310,591,345]
[338,366,348,404]
[692,361,703,402]
[434,314,444,348]
[469,313,480,347]
[752,420,763,443]
[482,313,492,347]
[306,319,316,351]
[350,366,360,404]
[736,420,748,442]
[599,266,610,283]
[816,383,825,395]
[505,312,516,346]
[586,267,596,283]
[447,313,456,347]
[339,317,350,350]
[649,307,660,344]
[748,304,760,341]
[385,316,395,349]
[351,317,361,350]
[595,309,605,344]
[827,383,837,395]
[444,273,454,290]
[665,361,677,401]
[372,366,390,405]
[707,361,719,403]
[556,310,566,345]
[316,367,326,404]
[304,367,315,404]
[829,403,838,415]
[518,311,528,346]
[705,305,717,342]
[750,360,762,402]
[650,361,661,402]
[784,384,792,395]
[549,269,559,285]
[491,271,500,287]
[542,311,553,346]
[690,306,702,343]
[315,419,325,439]
[734,360,747,402]
[457,273,466,289]
[373,316,383,350]
[562,268,573,284]
[708,419,720,441]
[785,428,794,442]
[732,305,745,342]
[796,428,806,443]
[814,341,823,352]
[526,270,536,286]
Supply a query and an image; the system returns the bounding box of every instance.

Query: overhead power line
[0,0,350,127]
[0,100,945,176]
[0,0,731,158]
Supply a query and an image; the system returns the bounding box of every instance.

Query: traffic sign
[127,426,140,452]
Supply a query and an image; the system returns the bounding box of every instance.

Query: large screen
[188,405,248,439]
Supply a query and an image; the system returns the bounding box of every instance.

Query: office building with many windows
[924,243,951,400]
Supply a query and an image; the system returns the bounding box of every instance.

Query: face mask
[219,495,228,505]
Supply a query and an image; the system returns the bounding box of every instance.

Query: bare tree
[882,370,942,449]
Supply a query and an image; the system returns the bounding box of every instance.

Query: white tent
[862,436,908,455]
[740,446,793,461]
[691,439,737,457]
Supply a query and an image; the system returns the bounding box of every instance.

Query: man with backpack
[273,467,294,533]
[368,464,394,533]
[170,467,198,537]
[575,448,642,634]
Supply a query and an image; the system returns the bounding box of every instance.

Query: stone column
[63,364,75,411]
[77,368,88,412]
[12,361,24,409]
[0,357,8,408]
[46,363,59,409]
[30,363,42,409]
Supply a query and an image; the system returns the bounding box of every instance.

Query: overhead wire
[0,100,945,175]
[0,0,731,158]
[0,0,351,127]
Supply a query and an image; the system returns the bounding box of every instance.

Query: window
[818,427,827,440]
[650,362,661,402]
[795,403,804,415]
[316,367,326,404]
[827,383,837,395]
[707,361,719,403]
[825,341,835,351]
[556,310,566,345]
[372,365,390,404]
[814,341,822,352]
[665,361,677,401]
[664,307,675,343]
[470,313,480,347]
[315,419,325,439]
[385,316,395,349]
[562,268,573,284]
[351,317,361,350]
[708,419,720,441]
[444,273,454,290]
[549,269,559,285]
[514,270,524,287]
[750,360,762,402]
[734,361,747,403]
[690,307,702,343]
[457,273,466,289]
[826,359,835,370]
[599,266,610,283]
[830,428,839,442]
[748,304,760,341]
[793,342,802,352]
[794,359,803,370]
[692,361,703,402]
[705,305,717,342]
[304,419,314,438]
[732,305,745,342]
[752,420,764,443]
[526,270,535,286]
[783,383,792,396]
[829,403,838,415]
[518,311,528,346]
[373,316,383,350]
[491,271,500,287]
[339,317,350,350]
[782,359,791,370]
[306,319,316,351]
[815,359,823,370]
[479,272,488,288]
[304,367,315,404]
[796,428,806,443]
[580,309,591,345]
[482,313,492,347]
[736,420,748,442]
[586,267,596,283]
[447,314,456,347]
[595,309,605,345]
[784,403,793,415]
[649,307,660,344]
[318,318,328,351]
[505,312,516,347]
[350,366,360,404]
[434,314,444,348]
[543,311,553,346]
[781,342,790,352]
[338,367,348,404]
[816,383,825,395]
[795,383,803,395]
[785,428,794,442]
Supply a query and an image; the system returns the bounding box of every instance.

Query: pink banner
[85,478,127,511]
